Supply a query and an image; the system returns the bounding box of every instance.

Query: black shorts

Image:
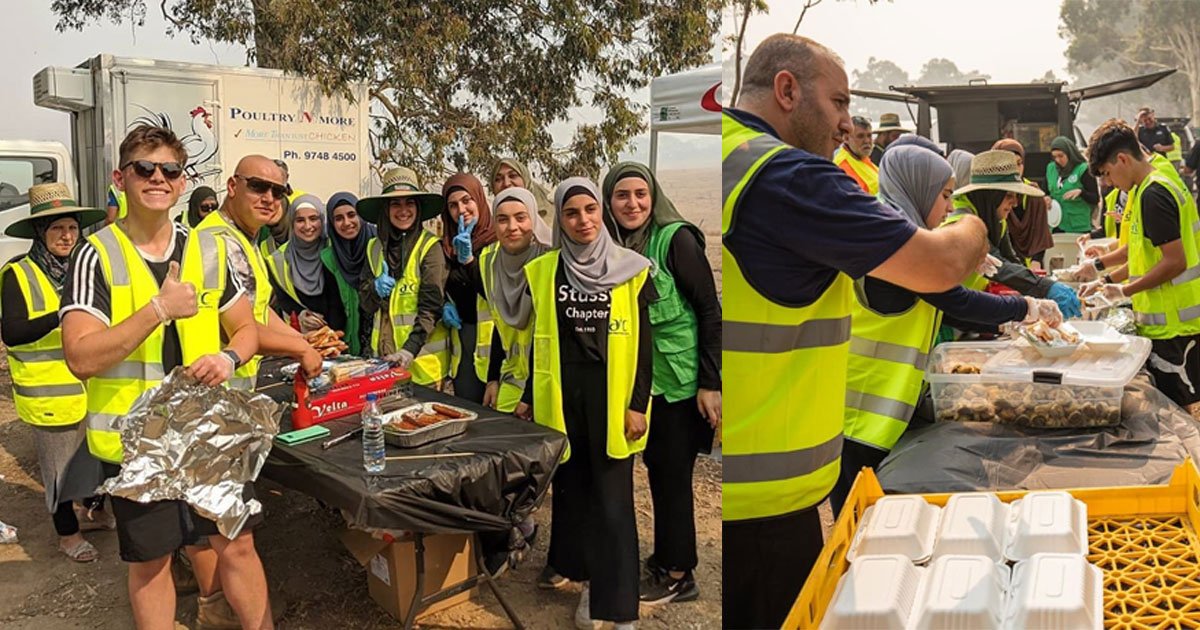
[102,464,263,563]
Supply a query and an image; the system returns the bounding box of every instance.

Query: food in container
[931,493,1009,562]
[381,402,477,448]
[1005,491,1089,561]
[1005,553,1102,630]
[820,555,923,630]
[848,495,940,564]
[910,555,1008,630]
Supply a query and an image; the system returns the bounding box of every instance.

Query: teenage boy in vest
[722,35,989,629]
[60,125,274,629]
[1081,118,1200,412]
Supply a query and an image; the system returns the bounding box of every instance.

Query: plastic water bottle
[362,394,386,473]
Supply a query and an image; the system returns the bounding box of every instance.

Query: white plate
[1005,491,1089,562]
[911,555,1008,630]
[931,493,1009,563]
[1070,321,1128,353]
[1006,553,1103,630]
[820,555,923,630]
[849,496,940,564]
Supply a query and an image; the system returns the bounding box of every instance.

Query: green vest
[1,258,86,426]
[845,283,941,452]
[1047,161,1093,233]
[1125,171,1200,339]
[525,251,650,462]
[722,112,848,522]
[366,232,451,385]
[645,221,703,402]
[479,243,533,412]
[263,243,362,356]
[84,226,221,463]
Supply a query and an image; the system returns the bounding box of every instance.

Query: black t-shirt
[1140,182,1182,246]
[60,223,244,373]
[1139,124,1175,156]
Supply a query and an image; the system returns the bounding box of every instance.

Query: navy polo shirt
[724,108,918,308]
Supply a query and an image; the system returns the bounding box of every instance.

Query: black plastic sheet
[877,377,1200,493]
[256,362,566,534]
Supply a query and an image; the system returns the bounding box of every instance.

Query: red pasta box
[292,367,412,429]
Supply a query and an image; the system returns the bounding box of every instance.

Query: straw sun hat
[356,167,445,225]
[952,150,1045,198]
[5,182,107,238]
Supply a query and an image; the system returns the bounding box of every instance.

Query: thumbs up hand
[151,260,199,322]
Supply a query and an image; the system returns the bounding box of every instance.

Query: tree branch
[731,0,752,107]
[792,0,824,35]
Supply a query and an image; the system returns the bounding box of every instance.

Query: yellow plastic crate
[785,459,1200,629]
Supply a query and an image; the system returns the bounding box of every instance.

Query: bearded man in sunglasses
[60,124,275,628]
[178,154,323,396]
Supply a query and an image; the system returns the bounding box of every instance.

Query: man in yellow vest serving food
[722,34,990,629]
[60,125,274,629]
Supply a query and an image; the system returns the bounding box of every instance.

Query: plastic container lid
[931,493,1009,563]
[1005,491,1089,562]
[820,555,923,630]
[848,496,940,564]
[1006,553,1103,630]
[1069,321,1129,354]
[928,337,1150,388]
[910,555,1008,630]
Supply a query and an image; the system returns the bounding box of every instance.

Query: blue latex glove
[442,301,463,329]
[453,214,474,264]
[374,274,396,298]
[1047,282,1082,319]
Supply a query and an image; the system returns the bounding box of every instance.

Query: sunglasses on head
[122,160,185,180]
[234,174,288,199]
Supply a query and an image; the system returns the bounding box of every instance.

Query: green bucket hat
[5,182,108,238]
[357,167,445,225]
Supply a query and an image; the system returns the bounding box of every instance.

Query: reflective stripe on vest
[722,112,848,522]
[526,251,649,463]
[366,232,451,385]
[479,243,535,413]
[834,148,880,195]
[1126,171,1200,339]
[2,259,87,426]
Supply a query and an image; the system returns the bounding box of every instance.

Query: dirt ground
[0,167,724,630]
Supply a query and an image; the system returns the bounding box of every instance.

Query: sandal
[74,504,116,532]
[60,539,98,563]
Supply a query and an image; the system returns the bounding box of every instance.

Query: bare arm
[868,214,989,294]
[62,306,163,381]
[257,308,308,358]
[1098,245,1129,268]
[1124,239,1187,296]
[218,295,258,365]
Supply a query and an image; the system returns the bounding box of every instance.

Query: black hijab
[28,215,77,288]
[326,191,375,282]
[186,186,217,227]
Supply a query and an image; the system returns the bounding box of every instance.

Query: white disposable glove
[298,310,327,333]
[1022,296,1063,327]
[386,349,415,369]
[150,261,198,322]
[1101,283,1127,302]
[1079,280,1103,298]
[1073,260,1100,282]
[977,254,1002,278]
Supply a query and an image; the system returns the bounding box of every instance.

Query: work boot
[172,549,199,595]
[196,590,286,630]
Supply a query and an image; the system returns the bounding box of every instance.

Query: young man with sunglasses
[60,124,275,629]
[178,154,322,393]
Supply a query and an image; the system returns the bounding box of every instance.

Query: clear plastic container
[848,496,940,564]
[1005,491,1089,562]
[910,555,1008,630]
[1006,553,1103,630]
[926,337,1150,428]
[931,493,1009,562]
[820,555,923,630]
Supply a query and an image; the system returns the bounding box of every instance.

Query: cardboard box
[340,529,476,621]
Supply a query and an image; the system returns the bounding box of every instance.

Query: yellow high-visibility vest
[366,232,451,385]
[1125,171,1200,339]
[478,242,534,412]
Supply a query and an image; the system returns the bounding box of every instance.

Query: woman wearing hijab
[326,191,376,355]
[265,194,362,350]
[490,157,555,224]
[1047,136,1099,234]
[0,183,110,562]
[946,150,1083,320]
[993,138,1053,267]
[947,150,975,199]
[525,178,654,630]
[440,173,498,402]
[358,167,450,383]
[182,186,218,227]
[830,146,1063,512]
[601,161,720,606]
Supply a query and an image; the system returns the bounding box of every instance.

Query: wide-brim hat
[952,150,1045,198]
[874,113,912,134]
[5,182,107,238]
[357,167,445,225]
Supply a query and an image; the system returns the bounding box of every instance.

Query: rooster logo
[129,104,221,181]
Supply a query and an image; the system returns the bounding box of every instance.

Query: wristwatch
[1103,273,1114,284]
[222,349,244,369]
[1093,257,1106,271]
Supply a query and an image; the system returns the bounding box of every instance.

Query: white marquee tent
[648,64,721,171]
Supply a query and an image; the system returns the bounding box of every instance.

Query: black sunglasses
[199,202,219,211]
[122,160,185,180]
[234,174,288,199]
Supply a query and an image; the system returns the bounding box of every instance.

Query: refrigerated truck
[0,54,375,264]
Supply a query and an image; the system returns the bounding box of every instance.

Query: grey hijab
[948,150,975,198]
[553,178,650,294]
[285,194,326,296]
[490,187,552,329]
[878,145,954,229]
